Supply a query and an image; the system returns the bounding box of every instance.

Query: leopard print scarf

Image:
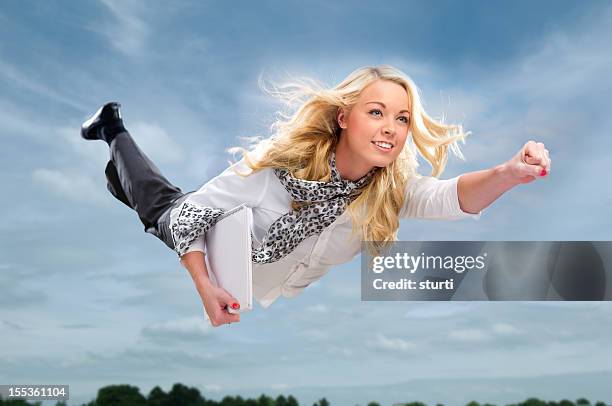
[171,151,377,264]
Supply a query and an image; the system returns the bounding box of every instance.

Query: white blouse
[169,151,482,309]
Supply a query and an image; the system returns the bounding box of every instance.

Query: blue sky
[1,1,611,405]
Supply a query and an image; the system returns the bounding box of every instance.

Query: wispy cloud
[129,122,185,164]
[403,302,476,320]
[140,316,213,343]
[3,320,26,331]
[97,0,150,55]
[32,167,110,206]
[0,60,86,111]
[492,322,521,336]
[448,327,490,342]
[0,99,62,140]
[368,333,419,352]
[27,121,183,208]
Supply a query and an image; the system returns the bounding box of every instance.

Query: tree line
[0,383,608,406]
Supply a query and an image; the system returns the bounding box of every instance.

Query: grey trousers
[104,131,194,251]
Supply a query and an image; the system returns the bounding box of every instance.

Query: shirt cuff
[169,201,223,259]
[183,235,207,255]
[450,175,482,220]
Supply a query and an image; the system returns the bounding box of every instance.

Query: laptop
[204,204,253,312]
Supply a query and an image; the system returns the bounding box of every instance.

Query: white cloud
[491,323,521,336]
[269,383,290,390]
[369,333,418,352]
[129,121,185,164]
[32,168,110,206]
[498,28,612,102]
[326,345,354,357]
[203,384,223,392]
[30,122,183,210]
[306,304,329,313]
[448,328,490,342]
[422,8,612,173]
[97,0,150,55]
[140,316,213,342]
[403,303,475,320]
[0,99,60,140]
[57,126,111,169]
[0,60,86,111]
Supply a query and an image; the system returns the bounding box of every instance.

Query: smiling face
[335,79,411,181]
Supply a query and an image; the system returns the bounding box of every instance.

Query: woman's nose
[383,125,395,135]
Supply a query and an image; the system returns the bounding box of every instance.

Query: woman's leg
[154,192,194,251]
[104,160,132,209]
[105,130,186,248]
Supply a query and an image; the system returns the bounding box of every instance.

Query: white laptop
[204,204,253,312]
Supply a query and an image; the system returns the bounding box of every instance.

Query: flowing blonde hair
[227,65,469,256]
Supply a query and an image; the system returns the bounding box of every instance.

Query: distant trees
[95,384,147,406]
[0,389,609,406]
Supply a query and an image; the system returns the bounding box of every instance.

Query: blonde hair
[228,65,469,256]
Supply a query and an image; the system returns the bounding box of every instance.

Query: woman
[80,65,551,327]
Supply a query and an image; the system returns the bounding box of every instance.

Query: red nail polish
[231,302,240,309]
[540,169,547,176]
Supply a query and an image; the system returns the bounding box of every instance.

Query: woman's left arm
[457,140,552,214]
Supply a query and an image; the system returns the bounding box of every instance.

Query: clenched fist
[504,140,552,184]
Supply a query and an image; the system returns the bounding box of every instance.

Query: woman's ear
[337,107,347,129]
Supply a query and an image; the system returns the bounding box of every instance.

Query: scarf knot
[252,151,377,264]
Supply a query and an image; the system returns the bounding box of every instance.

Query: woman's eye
[369,109,410,124]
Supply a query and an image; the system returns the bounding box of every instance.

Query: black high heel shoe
[81,102,124,142]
